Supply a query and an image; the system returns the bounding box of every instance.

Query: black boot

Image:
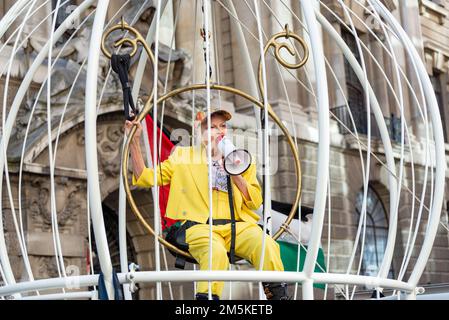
[263,282,290,300]
[195,293,220,300]
[370,290,385,299]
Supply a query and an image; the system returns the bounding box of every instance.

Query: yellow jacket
[132,145,263,224]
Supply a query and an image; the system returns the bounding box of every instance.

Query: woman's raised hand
[124,119,143,144]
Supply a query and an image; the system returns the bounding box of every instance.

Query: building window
[355,186,394,278]
[332,30,402,142]
[342,30,365,113]
[339,29,371,138]
[430,69,449,142]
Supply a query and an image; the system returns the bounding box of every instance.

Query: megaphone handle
[226,174,236,264]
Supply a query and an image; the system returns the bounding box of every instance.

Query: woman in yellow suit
[125,107,289,300]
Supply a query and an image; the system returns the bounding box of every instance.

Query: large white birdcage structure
[0,0,447,300]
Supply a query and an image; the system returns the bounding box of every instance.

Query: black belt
[184,219,233,228]
[206,219,233,226]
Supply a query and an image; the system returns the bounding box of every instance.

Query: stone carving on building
[8,0,193,165]
[36,256,69,279]
[419,0,447,25]
[424,45,449,72]
[1,209,20,255]
[97,124,124,177]
[29,178,84,232]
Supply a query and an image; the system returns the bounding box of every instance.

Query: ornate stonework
[28,178,85,233]
[36,256,64,279]
[97,124,124,178]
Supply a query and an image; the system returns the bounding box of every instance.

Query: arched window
[355,187,394,278]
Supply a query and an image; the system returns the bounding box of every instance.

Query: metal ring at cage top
[122,83,302,260]
[101,17,153,61]
[258,24,310,103]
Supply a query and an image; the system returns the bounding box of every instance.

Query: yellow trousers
[185,221,284,298]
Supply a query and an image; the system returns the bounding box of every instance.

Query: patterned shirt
[211,158,228,192]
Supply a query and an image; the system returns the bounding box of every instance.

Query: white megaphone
[217,136,252,175]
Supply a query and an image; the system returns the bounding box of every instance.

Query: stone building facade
[1,0,449,300]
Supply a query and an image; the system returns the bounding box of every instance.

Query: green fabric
[277,240,327,290]
[162,221,182,236]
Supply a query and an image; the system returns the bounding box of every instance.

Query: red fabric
[145,115,178,231]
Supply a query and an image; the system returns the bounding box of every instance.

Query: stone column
[321,14,348,111]
[399,1,425,137]
[228,0,305,117]
[228,0,262,111]
[266,0,304,119]
[174,0,216,87]
[367,32,390,117]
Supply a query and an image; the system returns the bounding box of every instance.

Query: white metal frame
[0,0,446,301]
[84,0,114,299]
